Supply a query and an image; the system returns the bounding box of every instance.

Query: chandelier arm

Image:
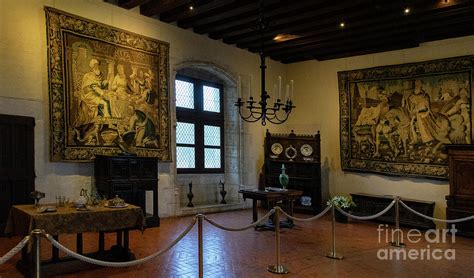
[241,114,263,123]
[266,112,290,124]
[266,113,283,123]
[264,105,282,116]
[237,107,263,122]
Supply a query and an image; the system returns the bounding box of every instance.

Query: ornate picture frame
[45,7,171,162]
[339,55,474,179]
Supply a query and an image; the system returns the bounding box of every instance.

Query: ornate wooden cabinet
[446,145,474,237]
[263,130,322,214]
[95,155,159,227]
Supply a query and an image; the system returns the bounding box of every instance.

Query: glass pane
[204,125,220,146]
[176,122,195,144]
[204,148,221,168]
[203,85,220,112]
[176,80,194,109]
[176,147,195,168]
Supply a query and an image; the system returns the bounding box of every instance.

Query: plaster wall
[286,35,474,221]
[0,0,286,217]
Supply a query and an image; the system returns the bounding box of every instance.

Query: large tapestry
[45,7,171,161]
[339,56,474,179]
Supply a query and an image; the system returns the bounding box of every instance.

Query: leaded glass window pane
[204,148,221,168]
[203,85,220,112]
[176,147,195,168]
[176,122,195,144]
[176,80,194,109]
[204,125,220,146]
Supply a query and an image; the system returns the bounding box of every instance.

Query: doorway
[0,114,35,236]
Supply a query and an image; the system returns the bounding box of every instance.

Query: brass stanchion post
[197,214,204,278]
[325,206,343,259]
[268,207,289,274]
[390,196,405,248]
[32,229,43,278]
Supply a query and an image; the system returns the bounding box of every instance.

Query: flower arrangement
[326,196,356,209]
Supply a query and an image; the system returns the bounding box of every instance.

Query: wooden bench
[350,193,435,229]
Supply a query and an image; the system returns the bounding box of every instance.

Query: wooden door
[0,114,35,236]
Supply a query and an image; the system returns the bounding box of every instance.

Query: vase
[187,182,194,207]
[279,164,289,189]
[219,180,227,204]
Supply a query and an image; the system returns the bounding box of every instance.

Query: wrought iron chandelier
[234,0,295,126]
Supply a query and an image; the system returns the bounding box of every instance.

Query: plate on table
[104,204,128,208]
[76,206,92,211]
[265,187,287,192]
[37,206,57,213]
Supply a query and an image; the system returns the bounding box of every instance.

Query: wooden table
[5,204,145,274]
[239,189,303,230]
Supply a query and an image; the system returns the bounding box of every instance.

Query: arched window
[175,75,224,173]
[173,62,242,208]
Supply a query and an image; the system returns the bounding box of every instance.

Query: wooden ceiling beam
[270,28,417,60]
[118,0,151,10]
[118,0,151,9]
[140,0,212,19]
[241,6,406,51]
[193,0,323,36]
[238,1,473,51]
[109,0,474,64]
[276,17,474,63]
[211,0,371,42]
[313,21,474,62]
[159,0,213,22]
[176,0,255,29]
[280,40,419,63]
[282,38,419,63]
[192,4,260,34]
[140,0,191,17]
[220,0,398,45]
[250,3,474,55]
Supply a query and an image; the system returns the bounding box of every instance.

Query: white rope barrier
[278,205,332,222]
[12,195,474,274]
[45,216,197,268]
[399,200,474,223]
[204,208,276,231]
[0,235,31,265]
[335,200,396,221]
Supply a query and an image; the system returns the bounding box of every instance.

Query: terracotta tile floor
[1,208,474,277]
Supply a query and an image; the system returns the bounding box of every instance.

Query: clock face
[300,144,313,157]
[271,143,283,155]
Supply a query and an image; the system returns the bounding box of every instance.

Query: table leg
[116,230,123,247]
[76,233,83,254]
[252,199,258,222]
[123,229,129,250]
[52,235,59,262]
[21,244,28,264]
[99,231,105,252]
[286,199,295,227]
[268,200,274,225]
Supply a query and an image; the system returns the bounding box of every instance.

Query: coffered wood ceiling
[110,0,474,63]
